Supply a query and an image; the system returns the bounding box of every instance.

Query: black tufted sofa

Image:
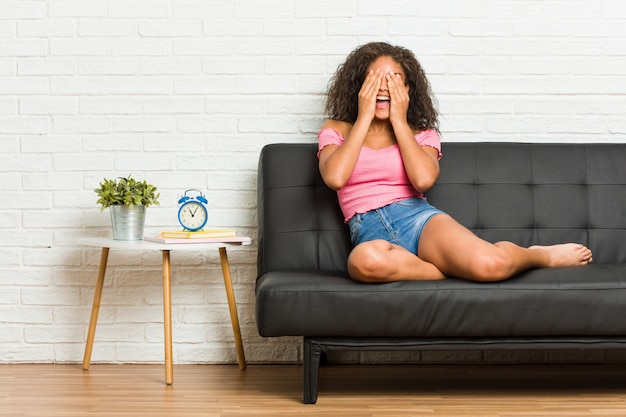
[255,142,626,404]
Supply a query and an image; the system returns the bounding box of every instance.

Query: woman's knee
[470,249,515,282]
[348,240,395,283]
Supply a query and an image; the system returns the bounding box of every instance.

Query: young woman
[318,42,592,283]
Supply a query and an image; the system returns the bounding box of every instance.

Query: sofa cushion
[256,265,626,338]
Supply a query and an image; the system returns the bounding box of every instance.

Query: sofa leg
[303,338,323,404]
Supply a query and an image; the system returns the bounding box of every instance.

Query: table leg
[219,247,247,370]
[83,247,110,370]
[162,250,174,385]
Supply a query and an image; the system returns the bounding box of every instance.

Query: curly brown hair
[325,42,439,131]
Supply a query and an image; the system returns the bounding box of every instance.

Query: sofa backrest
[257,143,352,276]
[428,143,626,265]
[257,142,626,278]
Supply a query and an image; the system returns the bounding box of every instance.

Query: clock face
[178,201,208,231]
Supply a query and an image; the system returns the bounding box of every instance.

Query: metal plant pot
[110,205,146,240]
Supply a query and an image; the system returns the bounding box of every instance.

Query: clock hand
[191,207,198,216]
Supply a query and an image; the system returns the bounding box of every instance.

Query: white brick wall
[1,0,625,365]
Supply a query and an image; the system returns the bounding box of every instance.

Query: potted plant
[95,175,160,240]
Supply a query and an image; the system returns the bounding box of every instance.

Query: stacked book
[144,229,246,244]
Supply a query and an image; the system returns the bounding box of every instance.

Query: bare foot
[529,243,593,267]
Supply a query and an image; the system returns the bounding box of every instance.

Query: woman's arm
[386,73,440,192]
[319,70,384,190]
[318,120,365,190]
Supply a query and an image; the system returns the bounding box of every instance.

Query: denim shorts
[347,198,445,255]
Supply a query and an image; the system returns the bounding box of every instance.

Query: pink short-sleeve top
[318,128,442,222]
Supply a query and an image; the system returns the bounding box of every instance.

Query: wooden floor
[1,363,626,416]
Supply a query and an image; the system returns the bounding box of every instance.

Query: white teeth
[376,96,390,101]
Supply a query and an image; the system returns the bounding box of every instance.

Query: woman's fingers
[387,73,409,122]
[358,70,382,120]
[361,70,381,97]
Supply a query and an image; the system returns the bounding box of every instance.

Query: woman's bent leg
[418,214,592,282]
[348,239,446,283]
